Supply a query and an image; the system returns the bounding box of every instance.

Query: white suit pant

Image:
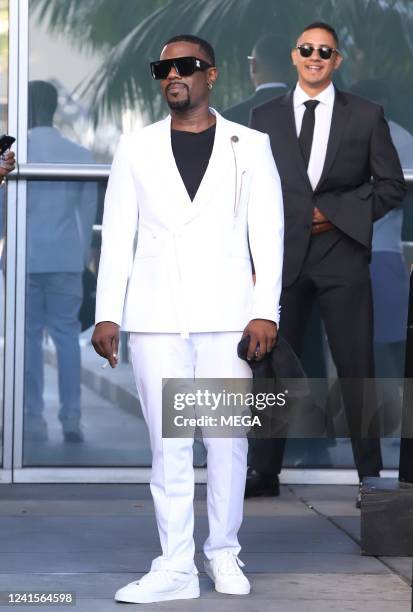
[129,331,251,573]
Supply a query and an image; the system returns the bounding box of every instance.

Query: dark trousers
[249,229,383,479]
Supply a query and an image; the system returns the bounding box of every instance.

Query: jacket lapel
[315,88,350,191]
[145,115,194,231]
[152,110,241,227]
[181,109,234,223]
[157,115,193,209]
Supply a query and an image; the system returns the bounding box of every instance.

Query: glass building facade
[0,0,412,482]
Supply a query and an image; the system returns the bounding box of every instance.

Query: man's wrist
[250,317,277,326]
[95,320,119,327]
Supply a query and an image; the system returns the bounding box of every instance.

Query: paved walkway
[0,483,411,611]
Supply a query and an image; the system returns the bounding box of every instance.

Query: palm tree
[31,0,413,128]
[31,0,168,51]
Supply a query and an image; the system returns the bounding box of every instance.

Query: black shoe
[62,420,84,443]
[63,430,84,443]
[245,468,280,498]
[356,482,362,509]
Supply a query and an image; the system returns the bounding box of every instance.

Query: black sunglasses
[150,56,212,80]
[296,44,338,60]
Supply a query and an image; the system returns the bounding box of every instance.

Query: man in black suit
[247,21,406,506]
[223,34,290,126]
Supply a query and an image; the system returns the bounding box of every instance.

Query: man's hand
[242,318,278,361]
[0,150,16,178]
[312,206,329,223]
[92,321,120,368]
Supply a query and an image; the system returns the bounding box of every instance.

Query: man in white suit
[92,35,284,604]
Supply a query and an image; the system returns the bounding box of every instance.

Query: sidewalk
[0,483,411,611]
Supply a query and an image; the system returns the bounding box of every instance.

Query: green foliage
[31,0,169,51]
[31,0,413,128]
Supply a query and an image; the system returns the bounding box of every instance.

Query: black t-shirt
[171,124,216,201]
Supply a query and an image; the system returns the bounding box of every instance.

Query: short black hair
[300,21,339,47]
[163,34,216,66]
[28,80,58,127]
[254,34,290,69]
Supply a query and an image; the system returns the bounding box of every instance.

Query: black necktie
[298,100,320,168]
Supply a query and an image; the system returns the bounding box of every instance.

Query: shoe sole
[114,586,200,604]
[204,563,251,595]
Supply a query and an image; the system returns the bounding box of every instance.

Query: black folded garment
[237,334,309,397]
[237,335,325,438]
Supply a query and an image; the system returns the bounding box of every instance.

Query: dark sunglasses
[150,56,212,80]
[296,44,338,60]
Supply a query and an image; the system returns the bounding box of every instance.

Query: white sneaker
[204,551,251,595]
[114,569,200,604]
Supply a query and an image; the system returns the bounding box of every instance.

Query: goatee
[167,97,191,111]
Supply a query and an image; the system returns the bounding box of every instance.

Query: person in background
[0,150,15,184]
[351,78,412,436]
[25,80,97,443]
[0,147,17,273]
[223,34,290,126]
[224,34,329,483]
[0,144,16,233]
[248,22,406,508]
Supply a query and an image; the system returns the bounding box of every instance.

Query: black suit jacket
[250,87,407,287]
[222,85,287,127]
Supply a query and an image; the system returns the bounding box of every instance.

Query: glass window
[0,0,8,132]
[28,0,413,167]
[22,175,209,468]
[26,0,413,470]
[28,0,169,162]
[22,177,153,466]
[0,183,5,466]
[0,0,9,466]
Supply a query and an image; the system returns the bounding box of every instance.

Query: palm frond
[31,0,169,52]
[33,0,413,129]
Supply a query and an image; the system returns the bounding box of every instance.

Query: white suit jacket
[95,109,284,336]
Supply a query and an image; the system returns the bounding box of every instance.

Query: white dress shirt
[293,82,335,190]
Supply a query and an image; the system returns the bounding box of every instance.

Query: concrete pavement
[0,482,411,611]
